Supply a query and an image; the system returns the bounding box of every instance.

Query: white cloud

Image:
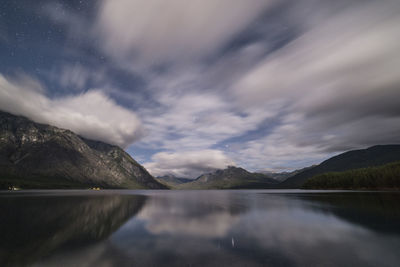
[0,74,143,147]
[144,149,235,178]
[95,0,273,69]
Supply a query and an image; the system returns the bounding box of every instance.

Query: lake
[1,190,400,267]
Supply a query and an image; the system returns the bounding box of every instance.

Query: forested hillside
[302,161,400,189]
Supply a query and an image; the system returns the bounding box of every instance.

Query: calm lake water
[1,190,400,267]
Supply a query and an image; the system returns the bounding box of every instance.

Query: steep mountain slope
[280,145,400,188]
[0,111,166,189]
[178,166,278,189]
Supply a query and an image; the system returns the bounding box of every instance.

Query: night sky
[1,0,400,178]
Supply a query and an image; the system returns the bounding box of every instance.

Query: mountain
[0,111,166,189]
[178,166,279,189]
[280,145,400,188]
[302,161,400,189]
[260,171,292,182]
[156,175,192,188]
[261,166,315,182]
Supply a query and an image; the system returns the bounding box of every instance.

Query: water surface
[1,190,400,266]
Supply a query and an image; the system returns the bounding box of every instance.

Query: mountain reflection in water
[0,191,146,266]
[1,190,400,267]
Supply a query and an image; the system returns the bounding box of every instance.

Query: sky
[1,0,400,178]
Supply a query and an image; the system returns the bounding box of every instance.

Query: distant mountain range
[156,175,192,187]
[260,166,315,182]
[1,110,400,190]
[0,111,166,189]
[172,145,400,189]
[176,166,279,189]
